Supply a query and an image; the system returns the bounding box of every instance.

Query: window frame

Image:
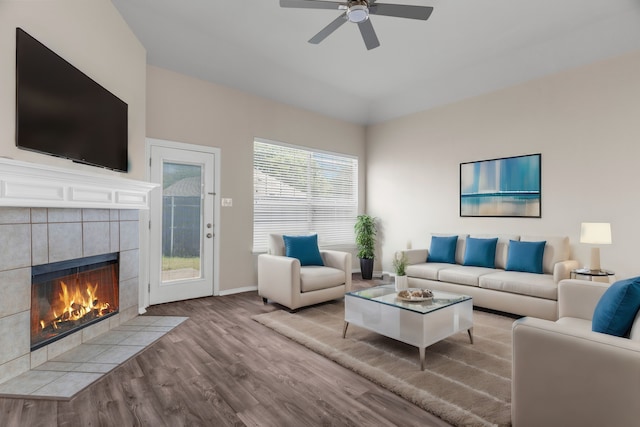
[253,137,359,253]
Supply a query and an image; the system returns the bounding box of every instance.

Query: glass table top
[346,284,471,314]
[572,268,615,276]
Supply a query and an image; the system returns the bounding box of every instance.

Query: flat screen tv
[15,28,128,172]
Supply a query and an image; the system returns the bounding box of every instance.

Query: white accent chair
[258,234,352,311]
[512,279,640,427]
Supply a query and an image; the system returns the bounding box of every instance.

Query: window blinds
[253,139,358,252]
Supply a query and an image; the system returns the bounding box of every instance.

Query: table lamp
[580,222,612,272]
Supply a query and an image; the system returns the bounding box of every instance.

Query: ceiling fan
[279,0,434,50]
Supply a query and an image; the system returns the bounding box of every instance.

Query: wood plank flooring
[0,276,453,427]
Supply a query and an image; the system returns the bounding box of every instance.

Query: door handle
[206,233,213,238]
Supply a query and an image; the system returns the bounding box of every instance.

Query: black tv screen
[15,28,128,172]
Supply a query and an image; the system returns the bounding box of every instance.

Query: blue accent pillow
[427,235,458,264]
[592,277,640,337]
[463,237,498,268]
[505,240,546,274]
[283,234,324,266]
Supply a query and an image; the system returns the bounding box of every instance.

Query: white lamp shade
[580,222,612,245]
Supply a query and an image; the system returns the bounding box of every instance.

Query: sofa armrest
[320,250,352,292]
[257,254,301,305]
[400,249,428,265]
[512,317,640,427]
[558,279,609,320]
[553,259,580,283]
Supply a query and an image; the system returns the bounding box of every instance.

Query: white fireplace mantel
[0,158,157,209]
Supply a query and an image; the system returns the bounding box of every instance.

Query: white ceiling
[111,0,640,125]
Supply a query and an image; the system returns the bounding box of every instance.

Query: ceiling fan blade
[358,19,380,50]
[280,0,342,10]
[309,12,347,44]
[369,4,433,20]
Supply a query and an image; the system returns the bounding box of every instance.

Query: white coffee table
[343,285,473,370]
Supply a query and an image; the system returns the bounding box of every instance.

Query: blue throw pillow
[505,240,545,274]
[283,234,324,266]
[592,277,640,337]
[427,235,457,264]
[463,237,498,268]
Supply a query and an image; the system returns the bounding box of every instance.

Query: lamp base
[587,247,601,272]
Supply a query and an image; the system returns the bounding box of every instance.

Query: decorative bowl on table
[396,288,433,302]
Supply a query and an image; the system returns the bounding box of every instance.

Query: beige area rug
[252,301,514,427]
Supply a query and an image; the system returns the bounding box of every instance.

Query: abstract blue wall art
[460,153,541,217]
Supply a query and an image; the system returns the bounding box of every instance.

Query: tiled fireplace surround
[0,158,183,398]
[0,206,141,385]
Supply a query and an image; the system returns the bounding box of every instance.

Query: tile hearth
[0,315,187,399]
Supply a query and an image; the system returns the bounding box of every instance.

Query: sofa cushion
[463,237,498,268]
[521,235,570,274]
[427,235,457,264]
[592,277,640,337]
[283,234,324,266]
[471,234,520,270]
[506,240,545,274]
[429,234,468,264]
[268,233,286,256]
[479,271,558,300]
[405,263,449,280]
[300,266,345,292]
[438,265,498,287]
[629,309,640,342]
[556,317,592,331]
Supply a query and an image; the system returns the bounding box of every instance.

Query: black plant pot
[359,258,374,280]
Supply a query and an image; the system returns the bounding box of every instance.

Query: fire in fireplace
[31,253,119,350]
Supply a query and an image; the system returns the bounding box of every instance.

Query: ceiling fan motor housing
[347,1,369,23]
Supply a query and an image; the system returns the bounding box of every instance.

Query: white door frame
[140,138,221,310]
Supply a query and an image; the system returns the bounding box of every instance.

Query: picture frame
[460,153,541,217]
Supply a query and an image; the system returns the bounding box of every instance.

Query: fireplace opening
[31,253,119,351]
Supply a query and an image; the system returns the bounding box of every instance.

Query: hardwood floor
[0,276,452,427]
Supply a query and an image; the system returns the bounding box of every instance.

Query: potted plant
[393,251,409,291]
[354,214,377,280]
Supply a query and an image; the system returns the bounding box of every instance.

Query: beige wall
[366,50,640,280]
[146,66,367,292]
[4,0,638,293]
[0,0,146,180]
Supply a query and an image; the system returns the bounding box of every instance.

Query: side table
[570,268,615,281]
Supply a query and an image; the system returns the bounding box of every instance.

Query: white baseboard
[217,285,258,296]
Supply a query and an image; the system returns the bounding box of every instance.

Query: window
[253,138,358,252]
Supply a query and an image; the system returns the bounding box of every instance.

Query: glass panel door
[149,144,215,305]
[162,162,202,282]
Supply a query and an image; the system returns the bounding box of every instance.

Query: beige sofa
[512,279,640,427]
[400,234,579,320]
[258,234,352,311]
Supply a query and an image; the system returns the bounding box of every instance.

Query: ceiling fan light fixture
[347,4,369,23]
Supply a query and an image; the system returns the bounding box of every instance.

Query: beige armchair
[258,234,352,311]
[512,279,640,427]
